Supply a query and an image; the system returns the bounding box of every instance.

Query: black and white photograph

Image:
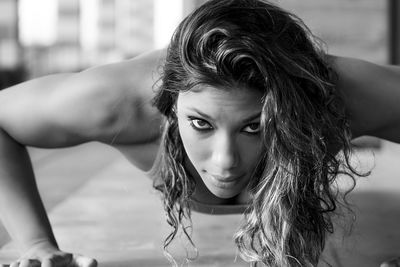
[0,0,398,266]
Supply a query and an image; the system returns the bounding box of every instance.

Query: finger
[72,256,97,267]
[381,257,400,267]
[18,260,40,267]
[18,260,29,267]
[41,258,53,267]
[41,253,73,267]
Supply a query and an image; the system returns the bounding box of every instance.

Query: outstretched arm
[0,49,165,266]
[0,128,74,266]
[331,56,400,267]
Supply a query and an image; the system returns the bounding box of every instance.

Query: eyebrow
[188,108,261,123]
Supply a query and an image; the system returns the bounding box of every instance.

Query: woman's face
[176,85,264,199]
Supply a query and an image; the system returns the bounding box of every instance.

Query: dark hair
[150,0,365,266]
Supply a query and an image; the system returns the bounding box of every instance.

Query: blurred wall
[23,0,157,78]
[278,0,387,64]
[0,0,389,87]
[0,0,24,89]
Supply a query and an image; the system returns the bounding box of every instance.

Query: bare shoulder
[49,48,166,144]
[332,56,400,142]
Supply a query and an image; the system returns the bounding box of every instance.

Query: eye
[243,123,261,134]
[189,118,212,131]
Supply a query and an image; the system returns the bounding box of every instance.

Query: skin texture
[176,86,264,200]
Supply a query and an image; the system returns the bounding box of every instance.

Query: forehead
[177,85,263,114]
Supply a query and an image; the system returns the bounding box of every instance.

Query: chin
[209,187,240,199]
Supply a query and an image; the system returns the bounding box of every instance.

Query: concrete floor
[0,140,399,266]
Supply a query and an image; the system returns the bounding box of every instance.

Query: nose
[211,132,239,172]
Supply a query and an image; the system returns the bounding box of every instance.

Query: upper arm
[331,56,400,140]
[0,49,165,148]
[0,73,89,147]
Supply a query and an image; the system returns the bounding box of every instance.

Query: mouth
[208,173,245,188]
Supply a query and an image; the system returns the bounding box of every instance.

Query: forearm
[0,129,57,253]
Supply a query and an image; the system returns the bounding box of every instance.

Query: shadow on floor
[324,190,400,267]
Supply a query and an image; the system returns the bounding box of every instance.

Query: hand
[381,257,400,267]
[2,240,97,267]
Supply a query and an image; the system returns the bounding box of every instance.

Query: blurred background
[0,0,390,87]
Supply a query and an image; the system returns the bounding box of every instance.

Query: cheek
[238,138,263,169]
[178,119,210,167]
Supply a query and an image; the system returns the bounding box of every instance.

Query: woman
[0,0,399,266]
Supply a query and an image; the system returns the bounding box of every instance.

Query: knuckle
[40,258,52,267]
[18,259,39,267]
[381,257,400,267]
[73,256,98,267]
[88,258,98,267]
[43,253,72,266]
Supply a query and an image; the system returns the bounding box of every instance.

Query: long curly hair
[150,0,366,266]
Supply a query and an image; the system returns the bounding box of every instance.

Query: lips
[206,173,244,190]
[209,173,243,183]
